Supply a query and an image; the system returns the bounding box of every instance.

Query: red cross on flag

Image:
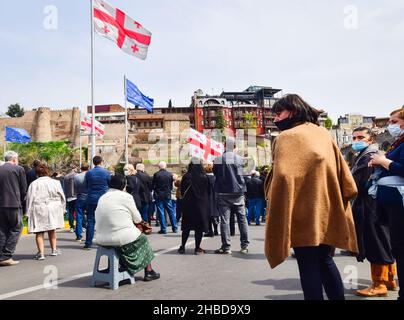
[188,128,224,162]
[81,114,105,138]
[93,0,152,60]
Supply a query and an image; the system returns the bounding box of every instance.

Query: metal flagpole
[90,0,96,168]
[124,75,129,165]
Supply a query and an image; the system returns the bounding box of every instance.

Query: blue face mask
[352,141,369,152]
[387,124,404,138]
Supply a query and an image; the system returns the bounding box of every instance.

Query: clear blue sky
[1,0,403,122]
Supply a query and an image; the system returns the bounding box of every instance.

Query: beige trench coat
[27,177,66,233]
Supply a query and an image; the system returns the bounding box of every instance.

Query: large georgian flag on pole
[188,128,224,162]
[93,0,152,60]
[81,114,105,138]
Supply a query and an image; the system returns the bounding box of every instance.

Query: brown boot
[356,283,388,297]
[386,280,398,291]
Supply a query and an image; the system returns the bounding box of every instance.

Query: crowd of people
[0,94,403,300]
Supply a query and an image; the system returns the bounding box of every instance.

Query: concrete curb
[22,221,70,236]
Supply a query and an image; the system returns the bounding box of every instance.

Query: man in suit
[0,151,27,266]
[83,156,110,249]
[152,161,177,234]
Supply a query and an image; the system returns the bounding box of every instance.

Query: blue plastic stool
[91,246,135,290]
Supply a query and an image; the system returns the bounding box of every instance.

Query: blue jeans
[75,198,86,240]
[155,199,177,232]
[217,195,249,250]
[293,244,345,300]
[139,203,150,222]
[85,203,97,247]
[247,198,264,225]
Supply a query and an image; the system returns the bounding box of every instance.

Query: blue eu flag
[126,79,154,112]
[5,127,31,143]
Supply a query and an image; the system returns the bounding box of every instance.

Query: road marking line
[0,239,199,300]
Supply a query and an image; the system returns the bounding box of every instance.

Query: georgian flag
[93,0,152,60]
[188,128,224,162]
[81,114,105,138]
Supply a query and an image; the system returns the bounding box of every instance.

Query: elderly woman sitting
[95,174,160,281]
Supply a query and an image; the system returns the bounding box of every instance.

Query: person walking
[74,164,89,242]
[26,164,66,260]
[124,164,142,211]
[0,151,27,266]
[26,160,40,188]
[368,108,404,300]
[245,170,265,226]
[136,163,153,223]
[264,94,358,300]
[349,127,397,297]
[64,166,77,233]
[177,158,210,255]
[204,161,219,237]
[213,136,249,255]
[84,156,111,249]
[152,161,177,234]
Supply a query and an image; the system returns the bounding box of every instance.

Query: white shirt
[95,189,142,246]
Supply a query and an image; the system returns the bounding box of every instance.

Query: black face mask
[274,117,296,131]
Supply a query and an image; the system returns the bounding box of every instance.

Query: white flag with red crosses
[93,0,152,60]
[188,128,224,162]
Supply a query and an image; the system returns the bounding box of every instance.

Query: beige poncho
[264,123,358,268]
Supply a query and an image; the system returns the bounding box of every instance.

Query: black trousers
[0,208,23,262]
[380,202,404,300]
[293,244,345,300]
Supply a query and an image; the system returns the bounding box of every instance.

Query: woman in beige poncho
[264,94,358,300]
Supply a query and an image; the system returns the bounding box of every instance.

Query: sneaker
[51,249,61,256]
[214,248,231,255]
[194,248,206,255]
[240,248,249,254]
[0,258,20,266]
[177,246,185,254]
[75,237,83,242]
[144,270,160,282]
[69,228,75,233]
[158,230,167,234]
[82,246,92,250]
[34,253,45,261]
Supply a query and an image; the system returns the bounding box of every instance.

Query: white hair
[4,151,18,162]
[250,170,260,177]
[136,163,145,171]
[159,161,167,170]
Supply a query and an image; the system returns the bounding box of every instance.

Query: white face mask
[124,170,129,176]
[387,124,404,138]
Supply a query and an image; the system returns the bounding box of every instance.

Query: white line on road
[0,240,197,300]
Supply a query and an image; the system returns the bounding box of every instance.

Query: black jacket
[351,145,394,264]
[126,175,142,209]
[213,152,246,194]
[26,168,37,188]
[245,176,265,199]
[136,171,152,204]
[152,169,173,201]
[0,163,27,209]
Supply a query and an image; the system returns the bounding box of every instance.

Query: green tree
[216,110,226,130]
[8,141,81,172]
[6,103,24,118]
[324,117,333,130]
[243,112,257,129]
